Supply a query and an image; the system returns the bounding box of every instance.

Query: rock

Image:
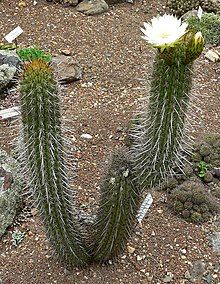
[64,268,71,276]
[18,1,27,8]
[61,48,72,56]
[184,270,191,280]
[80,133,93,139]
[181,10,197,21]
[163,272,174,282]
[136,255,144,261]
[190,261,206,280]
[116,126,123,132]
[0,148,23,239]
[127,245,135,254]
[203,171,213,183]
[64,0,79,6]
[204,273,213,284]
[52,55,82,84]
[205,50,220,62]
[76,0,109,15]
[0,50,20,96]
[211,232,220,253]
[213,167,220,178]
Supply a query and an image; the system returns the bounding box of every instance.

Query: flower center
[160,32,170,39]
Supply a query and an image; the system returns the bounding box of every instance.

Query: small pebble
[80,133,93,139]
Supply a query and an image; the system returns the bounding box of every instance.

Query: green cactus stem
[91,149,140,262]
[132,37,204,187]
[19,59,89,266]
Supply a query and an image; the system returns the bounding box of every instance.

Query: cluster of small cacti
[192,134,220,167]
[167,0,220,16]
[19,54,141,266]
[169,181,219,223]
[157,134,220,191]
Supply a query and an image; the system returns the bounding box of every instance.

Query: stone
[18,1,27,8]
[213,167,220,178]
[181,10,197,21]
[52,55,83,84]
[76,0,109,15]
[127,245,135,254]
[64,0,78,6]
[0,148,23,239]
[205,50,220,62]
[0,50,20,96]
[190,261,206,280]
[211,232,220,253]
[80,133,93,139]
[163,272,174,282]
[61,48,72,56]
[184,271,191,279]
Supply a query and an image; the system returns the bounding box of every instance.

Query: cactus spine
[20,60,89,266]
[132,29,204,187]
[91,149,140,262]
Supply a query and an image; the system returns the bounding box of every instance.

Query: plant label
[137,193,153,224]
[4,26,23,43]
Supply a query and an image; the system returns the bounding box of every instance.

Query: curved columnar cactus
[91,149,140,262]
[20,60,89,266]
[132,15,204,187]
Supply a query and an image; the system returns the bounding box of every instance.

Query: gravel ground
[0,0,220,283]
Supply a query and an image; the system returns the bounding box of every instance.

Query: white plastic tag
[4,26,23,43]
[137,193,153,224]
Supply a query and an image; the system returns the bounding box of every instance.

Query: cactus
[19,59,89,266]
[132,15,204,187]
[91,149,140,262]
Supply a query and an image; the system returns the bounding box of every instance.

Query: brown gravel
[0,0,220,283]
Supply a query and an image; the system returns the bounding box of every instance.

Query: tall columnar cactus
[132,14,204,187]
[19,59,89,266]
[91,149,140,262]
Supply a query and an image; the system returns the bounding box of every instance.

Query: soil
[0,0,220,283]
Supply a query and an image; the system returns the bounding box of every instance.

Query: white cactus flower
[141,14,188,49]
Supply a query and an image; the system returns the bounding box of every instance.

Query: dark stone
[213,167,220,178]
